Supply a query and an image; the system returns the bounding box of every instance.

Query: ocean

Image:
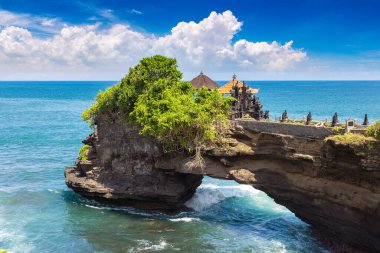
[0,81,379,253]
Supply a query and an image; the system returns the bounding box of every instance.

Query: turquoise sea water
[0,81,379,253]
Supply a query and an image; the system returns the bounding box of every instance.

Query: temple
[218,74,263,120]
[189,73,371,129]
[190,71,219,89]
[190,73,264,120]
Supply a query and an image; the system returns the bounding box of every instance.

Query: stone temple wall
[237,120,334,139]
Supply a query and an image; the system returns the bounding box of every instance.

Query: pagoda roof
[190,72,219,89]
[218,75,259,94]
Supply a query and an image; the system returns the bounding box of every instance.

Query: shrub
[326,132,375,145]
[331,126,341,134]
[78,145,90,161]
[365,121,380,140]
[82,84,122,127]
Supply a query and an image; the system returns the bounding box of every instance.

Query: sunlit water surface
[1,81,379,253]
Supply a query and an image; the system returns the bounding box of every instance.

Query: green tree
[82,55,231,170]
[82,55,183,126]
[132,80,231,169]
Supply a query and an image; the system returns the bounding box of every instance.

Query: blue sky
[0,0,380,80]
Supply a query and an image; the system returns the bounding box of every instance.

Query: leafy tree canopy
[82,55,232,170]
[82,55,183,125]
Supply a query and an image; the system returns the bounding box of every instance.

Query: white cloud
[0,10,32,27]
[98,9,116,20]
[41,18,57,27]
[0,10,61,34]
[129,9,143,15]
[0,10,306,80]
[151,11,306,72]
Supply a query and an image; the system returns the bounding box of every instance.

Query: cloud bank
[0,10,306,80]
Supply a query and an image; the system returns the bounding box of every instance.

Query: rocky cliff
[206,126,380,252]
[65,116,203,211]
[65,117,380,252]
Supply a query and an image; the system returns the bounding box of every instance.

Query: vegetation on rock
[82,56,182,127]
[78,144,90,161]
[365,121,380,140]
[326,132,375,145]
[82,55,232,170]
[331,126,342,134]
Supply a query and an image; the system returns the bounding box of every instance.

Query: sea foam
[169,217,201,222]
[129,239,170,252]
[185,183,260,211]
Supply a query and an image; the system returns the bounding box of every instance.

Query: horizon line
[1,79,380,82]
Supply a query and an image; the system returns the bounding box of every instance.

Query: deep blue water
[0,81,379,253]
[217,80,380,123]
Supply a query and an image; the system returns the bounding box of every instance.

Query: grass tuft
[326,132,375,145]
[365,121,380,140]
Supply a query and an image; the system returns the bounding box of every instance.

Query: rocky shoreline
[65,116,380,252]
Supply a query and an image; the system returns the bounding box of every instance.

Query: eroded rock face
[157,125,380,252]
[65,117,380,252]
[211,127,379,252]
[65,116,203,211]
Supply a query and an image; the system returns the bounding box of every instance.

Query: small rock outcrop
[65,115,202,211]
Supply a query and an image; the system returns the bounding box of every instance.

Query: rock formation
[203,126,380,253]
[65,115,203,211]
[65,116,380,252]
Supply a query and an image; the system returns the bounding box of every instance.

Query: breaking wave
[185,183,260,211]
[169,217,201,222]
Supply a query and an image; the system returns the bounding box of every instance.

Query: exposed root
[184,146,205,173]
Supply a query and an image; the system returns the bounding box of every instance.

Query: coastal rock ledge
[65,116,380,252]
[65,116,203,211]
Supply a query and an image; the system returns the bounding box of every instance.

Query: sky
[0,0,380,80]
